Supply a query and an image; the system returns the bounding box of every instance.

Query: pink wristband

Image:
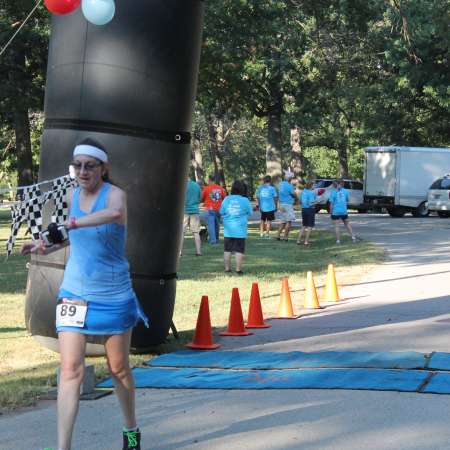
[68,217,77,230]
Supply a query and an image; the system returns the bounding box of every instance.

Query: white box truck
[364,146,450,217]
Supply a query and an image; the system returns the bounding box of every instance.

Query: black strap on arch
[131,272,178,285]
[44,118,191,144]
[28,260,178,283]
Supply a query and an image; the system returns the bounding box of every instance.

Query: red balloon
[44,0,81,15]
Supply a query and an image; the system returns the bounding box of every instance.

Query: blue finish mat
[428,352,450,371]
[97,351,450,394]
[147,350,429,370]
[98,367,429,392]
[423,372,450,394]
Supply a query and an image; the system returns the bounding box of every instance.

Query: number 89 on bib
[56,301,87,328]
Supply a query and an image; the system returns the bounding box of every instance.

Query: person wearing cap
[21,137,146,450]
[276,170,297,241]
[329,179,357,244]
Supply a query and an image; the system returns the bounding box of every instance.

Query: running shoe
[123,429,141,450]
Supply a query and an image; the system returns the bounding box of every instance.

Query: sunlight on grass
[0,208,384,409]
[175,227,384,333]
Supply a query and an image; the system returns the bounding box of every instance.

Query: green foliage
[0,1,49,117]
[196,0,449,183]
[224,116,267,194]
[0,1,49,183]
[302,147,339,179]
[0,1,449,185]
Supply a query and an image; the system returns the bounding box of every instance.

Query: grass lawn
[0,208,384,410]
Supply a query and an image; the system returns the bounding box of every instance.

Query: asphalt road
[3,213,450,450]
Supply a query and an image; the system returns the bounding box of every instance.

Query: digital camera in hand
[41,223,69,247]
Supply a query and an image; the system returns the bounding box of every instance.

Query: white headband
[73,144,108,163]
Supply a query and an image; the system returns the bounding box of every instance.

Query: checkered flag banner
[6,191,44,257]
[48,175,77,224]
[5,175,77,257]
[17,184,41,201]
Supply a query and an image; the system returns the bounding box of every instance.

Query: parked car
[427,175,450,218]
[313,178,367,213]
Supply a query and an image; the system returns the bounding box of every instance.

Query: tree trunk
[290,126,305,181]
[8,45,34,187]
[191,134,204,183]
[265,62,283,183]
[247,166,254,200]
[266,109,283,183]
[336,144,349,178]
[14,108,34,187]
[207,115,226,187]
[215,118,227,188]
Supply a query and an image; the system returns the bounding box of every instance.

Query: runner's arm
[328,192,335,207]
[246,199,253,217]
[69,186,126,228]
[21,239,69,256]
[255,188,260,209]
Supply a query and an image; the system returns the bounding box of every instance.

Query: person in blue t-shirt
[220,180,253,274]
[297,180,317,246]
[181,177,202,256]
[256,175,278,239]
[276,171,297,241]
[329,179,357,244]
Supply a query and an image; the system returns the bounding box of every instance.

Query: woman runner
[21,138,146,450]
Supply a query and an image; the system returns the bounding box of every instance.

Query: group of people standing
[182,172,358,274]
[255,173,356,246]
[182,174,251,274]
[255,172,316,245]
[182,174,226,255]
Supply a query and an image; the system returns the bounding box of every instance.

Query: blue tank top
[59,182,136,303]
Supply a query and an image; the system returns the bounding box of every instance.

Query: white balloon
[81,0,115,26]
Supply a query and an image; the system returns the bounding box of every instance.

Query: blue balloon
[81,0,115,26]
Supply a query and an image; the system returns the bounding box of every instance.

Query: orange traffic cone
[186,296,221,349]
[246,282,271,328]
[220,288,253,336]
[325,264,340,302]
[304,271,321,309]
[277,277,298,319]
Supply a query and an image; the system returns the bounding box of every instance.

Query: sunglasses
[71,161,103,172]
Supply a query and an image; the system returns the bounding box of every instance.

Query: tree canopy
[0,0,449,194]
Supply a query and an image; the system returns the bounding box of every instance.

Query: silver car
[427,176,450,218]
[313,178,367,213]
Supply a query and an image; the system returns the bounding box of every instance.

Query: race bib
[56,299,87,328]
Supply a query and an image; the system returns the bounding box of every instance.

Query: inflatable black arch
[25,0,204,353]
